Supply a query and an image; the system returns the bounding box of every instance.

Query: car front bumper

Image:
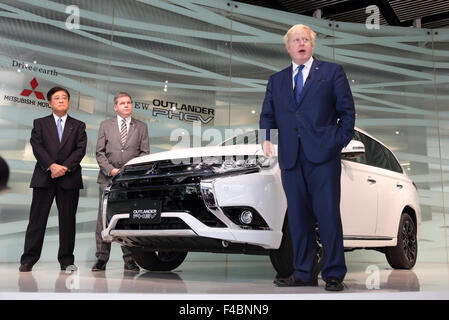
[101,167,286,250]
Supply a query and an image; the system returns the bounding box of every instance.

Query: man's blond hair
[283,24,317,49]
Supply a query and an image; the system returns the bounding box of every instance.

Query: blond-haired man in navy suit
[260,24,355,291]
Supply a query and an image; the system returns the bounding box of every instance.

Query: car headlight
[255,156,272,168]
[211,156,269,174]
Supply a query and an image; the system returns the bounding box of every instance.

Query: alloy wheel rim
[402,219,417,263]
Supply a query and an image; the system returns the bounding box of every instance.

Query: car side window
[382,146,403,173]
[359,133,389,170]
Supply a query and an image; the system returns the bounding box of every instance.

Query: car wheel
[269,214,294,278]
[385,213,417,269]
[129,248,188,271]
[269,213,322,278]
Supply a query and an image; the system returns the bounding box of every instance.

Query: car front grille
[116,160,215,186]
[115,158,259,187]
[106,183,226,229]
[115,217,190,230]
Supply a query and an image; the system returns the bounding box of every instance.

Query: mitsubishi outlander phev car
[101,127,420,277]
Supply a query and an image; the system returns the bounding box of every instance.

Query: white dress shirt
[292,56,314,89]
[117,115,131,134]
[52,113,68,131]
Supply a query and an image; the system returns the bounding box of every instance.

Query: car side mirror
[341,140,365,158]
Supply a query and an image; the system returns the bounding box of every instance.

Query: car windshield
[220,130,258,146]
[220,129,278,146]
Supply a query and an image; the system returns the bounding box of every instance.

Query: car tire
[385,213,417,269]
[129,248,188,271]
[269,214,322,278]
[269,214,294,278]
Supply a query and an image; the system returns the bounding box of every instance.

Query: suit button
[294,128,298,132]
[296,110,299,114]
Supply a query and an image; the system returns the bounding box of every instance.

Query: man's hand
[110,168,120,177]
[263,140,273,157]
[50,163,68,179]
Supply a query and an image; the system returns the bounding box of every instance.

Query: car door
[355,132,400,237]
[374,143,409,237]
[340,131,378,237]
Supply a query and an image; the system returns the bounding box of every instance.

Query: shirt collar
[117,115,131,123]
[292,56,314,73]
[53,113,68,122]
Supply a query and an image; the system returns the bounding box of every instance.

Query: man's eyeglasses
[52,95,68,101]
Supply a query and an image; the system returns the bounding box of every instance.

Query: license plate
[129,199,161,224]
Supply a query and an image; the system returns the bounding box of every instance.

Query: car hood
[126,144,265,166]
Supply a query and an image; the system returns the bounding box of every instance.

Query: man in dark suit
[20,86,87,272]
[260,24,355,291]
[92,92,149,272]
[0,155,9,193]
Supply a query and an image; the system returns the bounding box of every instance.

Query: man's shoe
[91,260,107,271]
[325,276,345,291]
[274,274,318,287]
[19,264,33,272]
[61,264,78,272]
[124,260,140,272]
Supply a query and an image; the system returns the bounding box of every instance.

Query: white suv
[101,127,420,277]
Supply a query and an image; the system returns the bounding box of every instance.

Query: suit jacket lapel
[46,115,60,146]
[297,58,322,108]
[110,117,121,145]
[59,115,73,147]
[125,117,136,146]
[279,66,296,110]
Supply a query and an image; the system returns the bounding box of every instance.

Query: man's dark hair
[47,86,70,101]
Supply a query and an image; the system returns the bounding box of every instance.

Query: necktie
[294,65,305,103]
[57,118,63,142]
[120,119,127,146]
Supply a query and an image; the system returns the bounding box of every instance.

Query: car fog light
[240,210,253,224]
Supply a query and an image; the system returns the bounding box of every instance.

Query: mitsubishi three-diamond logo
[20,78,45,100]
[3,75,50,108]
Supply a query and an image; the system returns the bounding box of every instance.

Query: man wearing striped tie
[93,92,150,272]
